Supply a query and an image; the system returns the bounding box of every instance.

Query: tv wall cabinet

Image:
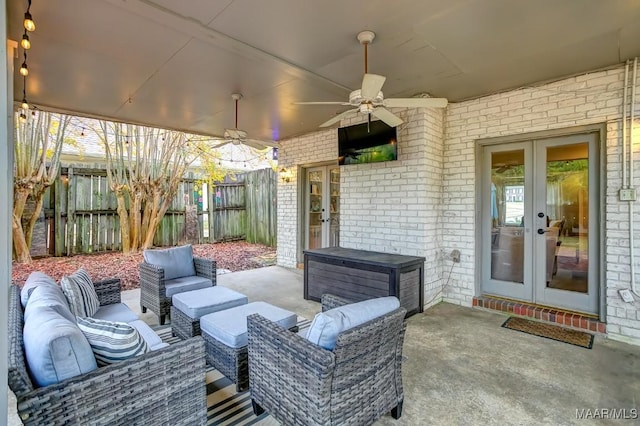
[303,247,425,317]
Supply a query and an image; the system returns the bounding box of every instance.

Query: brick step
[473,296,606,334]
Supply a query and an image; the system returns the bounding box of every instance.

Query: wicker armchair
[8,282,207,425]
[247,294,407,425]
[139,256,216,325]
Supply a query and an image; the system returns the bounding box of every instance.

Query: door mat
[501,316,594,349]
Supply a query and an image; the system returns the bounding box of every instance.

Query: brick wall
[277,64,640,343]
[444,65,640,341]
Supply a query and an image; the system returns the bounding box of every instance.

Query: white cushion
[77,317,149,366]
[60,269,100,318]
[306,296,400,350]
[128,319,167,351]
[21,271,58,308]
[172,286,248,319]
[165,276,213,297]
[143,244,196,280]
[92,303,139,323]
[23,301,97,387]
[201,302,297,349]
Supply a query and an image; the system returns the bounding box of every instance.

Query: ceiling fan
[296,30,448,128]
[212,94,278,150]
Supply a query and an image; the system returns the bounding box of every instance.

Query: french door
[481,133,599,314]
[306,166,340,250]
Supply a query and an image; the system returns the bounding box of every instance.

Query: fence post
[54,170,65,256]
[66,167,75,256]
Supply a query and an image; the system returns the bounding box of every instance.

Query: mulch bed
[11,242,276,291]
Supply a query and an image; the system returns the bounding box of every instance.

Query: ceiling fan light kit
[297,30,448,129]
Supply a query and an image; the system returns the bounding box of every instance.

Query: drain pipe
[631,57,639,297]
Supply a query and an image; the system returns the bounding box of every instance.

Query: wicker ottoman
[200,302,298,392]
[170,286,248,340]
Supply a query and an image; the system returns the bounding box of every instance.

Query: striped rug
[156,317,312,426]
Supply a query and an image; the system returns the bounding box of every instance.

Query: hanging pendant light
[21,33,30,50]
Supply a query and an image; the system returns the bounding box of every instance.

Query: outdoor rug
[156,317,312,425]
[501,316,594,349]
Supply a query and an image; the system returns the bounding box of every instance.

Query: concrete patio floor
[10,266,640,425]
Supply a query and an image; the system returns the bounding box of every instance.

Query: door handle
[537,228,546,235]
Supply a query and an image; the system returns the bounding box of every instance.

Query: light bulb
[19,112,27,122]
[19,62,28,76]
[24,12,35,32]
[21,34,30,50]
[21,98,28,110]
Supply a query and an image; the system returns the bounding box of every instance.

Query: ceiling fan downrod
[357,30,375,74]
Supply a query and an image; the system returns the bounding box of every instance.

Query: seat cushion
[128,319,168,351]
[92,303,140,324]
[201,302,297,349]
[165,276,213,298]
[60,269,100,318]
[172,286,248,319]
[143,244,196,280]
[21,271,58,308]
[23,304,97,387]
[77,317,149,366]
[306,296,400,350]
[23,281,76,324]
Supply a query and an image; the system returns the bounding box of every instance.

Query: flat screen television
[338,120,397,165]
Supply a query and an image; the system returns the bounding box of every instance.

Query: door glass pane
[490,150,525,284]
[545,143,588,293]
[308,170,323,250]
[329,168,340,247]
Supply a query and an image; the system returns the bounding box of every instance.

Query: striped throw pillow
[77,317,149,366]
[61,269,100,317]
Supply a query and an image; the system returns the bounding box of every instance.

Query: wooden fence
[37,167,277,256]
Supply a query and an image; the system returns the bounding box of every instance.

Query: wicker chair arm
[138,262,166,293]
[321,293,354,312]
[193,257,216,284]
[93,278,121,306]
[247,314,335,423]
[16,337,207,426]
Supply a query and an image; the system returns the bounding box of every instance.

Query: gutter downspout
[631,58,639,297]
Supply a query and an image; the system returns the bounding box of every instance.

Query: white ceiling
[7,0,640,142]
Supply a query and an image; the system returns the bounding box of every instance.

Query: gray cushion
[92,303,139,324]
[201,302,297,349]
[165,276,213,298]
[60,269,100,318]
[128,319,167,351]
[77,317,149,366]
[306,296,400,350]
[23,304,97,387]
[21,271,58,308]
[172,286,248,319]
[143,244,196,280]
[24,283,76,324]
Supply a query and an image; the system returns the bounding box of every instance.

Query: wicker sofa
[247,294,407,425]
[139,245,216,325]
[8,280,207,425]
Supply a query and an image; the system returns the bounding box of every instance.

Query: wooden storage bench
[303,247,425,317]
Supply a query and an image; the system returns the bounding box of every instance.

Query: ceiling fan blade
[242,139,270,150]
[371,107,403,127]
[319,108,358,127]
[384,97,448,108]
[211,140,232,149]
[293,101,351,106]
[225,129,242,139]
[247,139,278,148]
[361,73,386,99]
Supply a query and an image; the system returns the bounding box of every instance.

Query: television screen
[338,120,397,165]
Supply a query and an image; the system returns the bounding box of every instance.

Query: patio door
[306,166,340,250]
[481,132,599,314]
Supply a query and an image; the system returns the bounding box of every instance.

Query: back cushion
[24,284,76,324]
[77,317,149,366]
[61,269,100,318]
[306,296,400,350]
[21,271,58,308]
[23,304,97,387]
[143,244,196,280]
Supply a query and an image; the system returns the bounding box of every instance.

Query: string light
[19,59,28,76]
[21,32,30,50]
[19,112,26,122]
[23,0,35,32]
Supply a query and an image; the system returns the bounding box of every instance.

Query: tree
[98,121,225,253]
[13,111,71,263]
